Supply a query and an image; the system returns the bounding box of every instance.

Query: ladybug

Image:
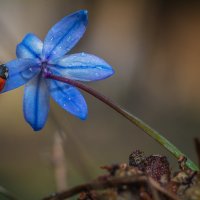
[0,64,8,92]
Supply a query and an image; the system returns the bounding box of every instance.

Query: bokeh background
[0,0,200,199]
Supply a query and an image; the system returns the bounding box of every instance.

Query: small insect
[0,64,8,92]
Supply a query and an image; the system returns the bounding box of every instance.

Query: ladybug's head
[0,64,8,80]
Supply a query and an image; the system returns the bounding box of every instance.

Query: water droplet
[65,48,70,52]
[75,107,80,112]
[67,36,71,41]
[21,68,34,79]
[58,31,63,36]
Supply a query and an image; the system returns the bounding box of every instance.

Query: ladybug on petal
[0,64,8,91]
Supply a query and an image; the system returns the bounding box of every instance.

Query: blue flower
[2,10,114,131]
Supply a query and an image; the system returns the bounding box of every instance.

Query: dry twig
[42,175,180,200]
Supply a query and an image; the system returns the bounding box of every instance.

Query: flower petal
[16,33,43,59]
[48,79,87,120]
[42,10,88,61]
[50,53,114,81]
[23,75,50,131]
[1,58,40,93]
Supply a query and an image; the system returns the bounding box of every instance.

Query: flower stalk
[46,72,199,171]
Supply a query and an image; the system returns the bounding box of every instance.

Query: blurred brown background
[0,0,200,199]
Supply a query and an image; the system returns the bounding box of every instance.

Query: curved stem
[46,73,199,171]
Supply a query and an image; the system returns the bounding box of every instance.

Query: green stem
[46,73,199,171]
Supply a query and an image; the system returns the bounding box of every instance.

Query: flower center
[41,61,50,77]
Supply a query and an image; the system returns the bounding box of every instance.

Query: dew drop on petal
[52,51,57,55]
[21,68,36,80]
[57,31,63,36]
[66,48,70,52]
[67,36,71,42]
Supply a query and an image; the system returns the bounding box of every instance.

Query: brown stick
[194,138,200,167]
[146,177,160,200]
[42,175,179,200]
[52,132,68,191]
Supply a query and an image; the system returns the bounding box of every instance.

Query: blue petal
[47,79,87,120]
[49,53,114,81]
[16,33,43,59]
[42,10,88,61]
[1,59,41,93]
[23,75,50,131]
